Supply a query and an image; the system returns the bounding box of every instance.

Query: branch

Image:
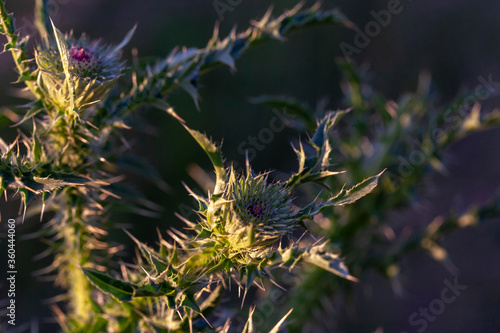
[107,3,351,120]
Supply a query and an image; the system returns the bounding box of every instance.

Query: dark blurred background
[0,0,499,332]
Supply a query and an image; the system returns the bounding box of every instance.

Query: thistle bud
[35,27,133,112]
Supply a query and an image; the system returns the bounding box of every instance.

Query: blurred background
[0,0,499,332]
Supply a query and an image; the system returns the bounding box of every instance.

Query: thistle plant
[0,2,137,325]
[35,26,129,112]
[223,169,295,247]
[1,1,498,332]
[0,1,372,331]
[80,111,382,332]
[252,61,500,331]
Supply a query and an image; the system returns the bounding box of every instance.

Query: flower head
[35,25,134,112]
[68,46,99,77]
[222,168,295,249]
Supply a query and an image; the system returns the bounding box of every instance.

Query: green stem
[51,193,95,328]
[62,212,93,323]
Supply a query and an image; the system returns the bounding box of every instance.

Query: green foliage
[75,113,377,330]
[0,1,363,331]
[106,2,351,120]
[0,1,499,332]
[253,60,500,331]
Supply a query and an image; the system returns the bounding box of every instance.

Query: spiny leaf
[298,170,345,186]
[29,176,91,192]
[0,2,15,36]
[82,268,135,302]
[296,171,383,220]
[50,18,69,79]
[301,243,357,281]
[329,170,384,206]
[287,112,342,188]
[134,280,176,298]
[19,188,34,222]
[310,111,338,149]
[82,268,176,302]
[114,3,351,116]
[50,18,74,111]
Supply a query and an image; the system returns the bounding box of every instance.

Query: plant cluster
[0,1,378,332]
[0,1,499,332]
[253,62,500,331]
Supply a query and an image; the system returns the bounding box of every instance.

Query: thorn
[167,107,185,123]
[245,150,251,175]
[346,274,359,283]
[211,21,220,44]
[40,193,48,222]
[176,309,183,320]
[199,312,213,329]
[296,229,309,243]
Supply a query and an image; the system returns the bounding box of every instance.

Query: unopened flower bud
[36,27,132,111]
[224,169,295,249]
